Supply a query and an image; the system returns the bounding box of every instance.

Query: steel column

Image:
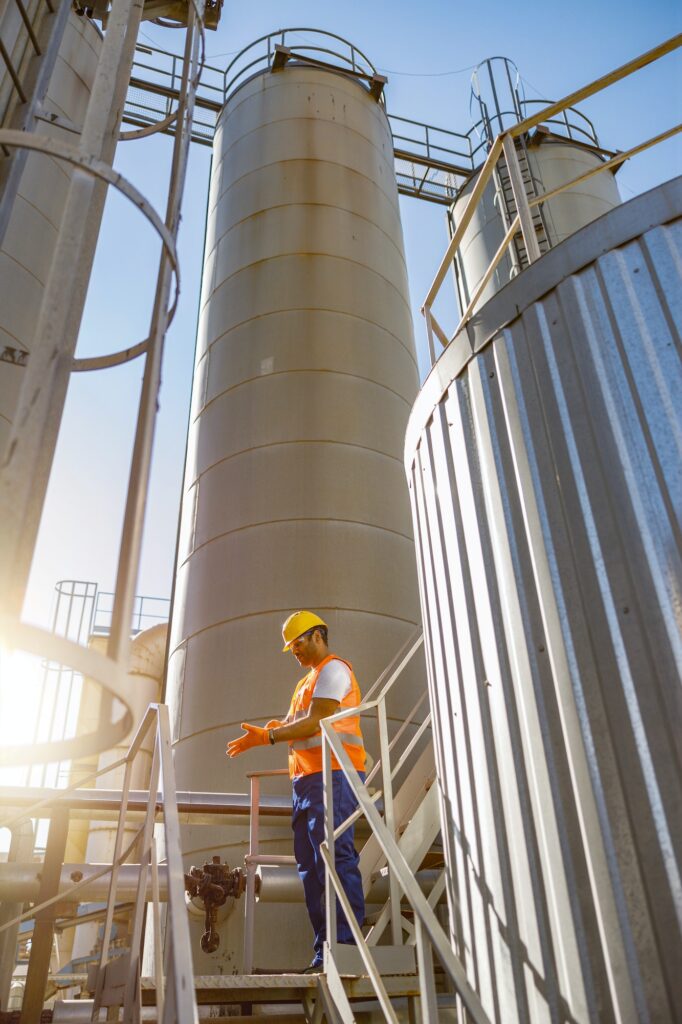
[19,809,69,1024]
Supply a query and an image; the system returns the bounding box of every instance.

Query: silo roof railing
[421,32,682,366]
[223,28,380,103]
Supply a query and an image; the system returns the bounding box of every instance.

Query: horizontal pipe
[0,787,292,822]
[0,863,168,902]
[256,865,445,904]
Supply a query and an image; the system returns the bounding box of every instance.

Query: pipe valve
[184,855,245,954]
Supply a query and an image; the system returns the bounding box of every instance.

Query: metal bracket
[272,43,291,71]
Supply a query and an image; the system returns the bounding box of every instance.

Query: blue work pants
[291,770,365,965]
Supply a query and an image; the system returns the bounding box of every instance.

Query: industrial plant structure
[0,1,680,1021]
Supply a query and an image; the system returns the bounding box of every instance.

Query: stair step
[136,971,422,1006]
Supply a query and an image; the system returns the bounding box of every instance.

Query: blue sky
[23,0,682,626]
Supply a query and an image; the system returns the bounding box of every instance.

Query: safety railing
[0,703,198,1022]
[421,33,682,367]
[318,630,493,1024]
[223,28,379,102]
[242,767,296,974]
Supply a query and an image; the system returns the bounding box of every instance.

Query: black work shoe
[302,962,324,974]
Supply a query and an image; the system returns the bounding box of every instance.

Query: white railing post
[377,701,402,946]
[122,733,161,1018]
[243,774,260,974]
[415,915,439,1023]
[323,728,337,968]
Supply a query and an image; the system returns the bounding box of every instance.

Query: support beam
[19,810,69,1024]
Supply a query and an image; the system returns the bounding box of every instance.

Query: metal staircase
[0,631,489,1022]
[494,136,551,273]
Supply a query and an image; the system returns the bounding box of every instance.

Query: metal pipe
[256,865,445,904]
[0,863,169,903]
[0,788,292,822]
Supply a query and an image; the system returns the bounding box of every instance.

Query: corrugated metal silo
[166,43,423,971]
[405,178,682,1022]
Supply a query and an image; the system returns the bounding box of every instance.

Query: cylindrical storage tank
[166,46,423,972]
[405,177,682,1023]
[451,134,621,310]
[0,9,101,459]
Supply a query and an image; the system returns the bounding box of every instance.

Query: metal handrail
[0,703,198,1022]
[223,28,378,101]
[242,767,295,973]
[421,33,682,366]
[319,636,492,1024]
[419,33,679,368]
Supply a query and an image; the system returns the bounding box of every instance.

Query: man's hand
[265,719,285,730]
[226,723,269,758]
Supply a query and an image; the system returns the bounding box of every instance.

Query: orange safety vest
[286,654,366,779]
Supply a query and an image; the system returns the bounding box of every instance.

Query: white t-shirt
[313,659,352,702]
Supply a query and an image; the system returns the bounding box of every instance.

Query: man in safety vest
[226,611,366,973]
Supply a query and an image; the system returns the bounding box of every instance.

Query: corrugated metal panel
[406,181,682,1023]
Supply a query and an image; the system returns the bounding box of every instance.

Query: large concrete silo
[165,37,423,971]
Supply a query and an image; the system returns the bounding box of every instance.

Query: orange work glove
[265,719,285,730]
[226,722,269,758]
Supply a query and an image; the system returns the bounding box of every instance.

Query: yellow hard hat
[281,611,327,652]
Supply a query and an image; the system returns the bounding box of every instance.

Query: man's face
[290,629,320,668]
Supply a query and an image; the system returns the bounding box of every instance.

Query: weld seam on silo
[180,518,416,565]
[211,157,401,220]
[218,77,391,138]
[169,609,420,653]
[219,74,391,136]
[191,442,407,485]
[171,707,421,751]
[213,107,396,172]
[2,248,48,288]
[212,203,409,271]
[199,370,413,418]
[494,328,648,1022]
[205,251,413,314]
[11,191,61,233]
[201,311,419,369]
